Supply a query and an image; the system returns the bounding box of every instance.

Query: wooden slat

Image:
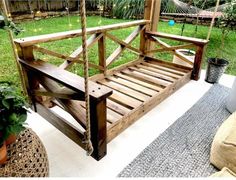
[107,99,131,116]
[108,90,142,109]
[130,66,175,83]
[19,59,113,101]
[36,103,86,149]
[33,87,85,100]
[146,31,209,45]
[144,56,192,72]
[145,43,194,53]
[106,32,142,55]
[98,79,149,102]
[15,20,150,47]
[136,64,180,80]
[149,36,194,66]
[37,76,87,129]
[107,76,156,97]
[140,61,185,77]
[114,72,162,92]
[90,57,144,81]
[107,109,123,124]
[122,69,167,89]
[34,45,104,70]
[60,33,103,70]
[106,25,144,66]
[107,71,192,142]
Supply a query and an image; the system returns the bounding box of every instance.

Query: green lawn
[0,16,236,92]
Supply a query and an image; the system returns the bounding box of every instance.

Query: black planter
[205,58,229,84]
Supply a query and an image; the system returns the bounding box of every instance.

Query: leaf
[2,98,10,109]
[18,114,27,123]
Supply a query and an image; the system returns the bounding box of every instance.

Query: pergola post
[140,0,162,56]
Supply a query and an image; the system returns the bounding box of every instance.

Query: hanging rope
[207,0,220,40]
[79,0,93,156]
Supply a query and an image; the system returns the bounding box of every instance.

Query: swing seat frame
[14,0,208,160]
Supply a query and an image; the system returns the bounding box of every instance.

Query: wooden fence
[5,0,99,14]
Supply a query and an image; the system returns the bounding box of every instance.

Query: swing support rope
[207,0,220,40]
[79,0,94,156]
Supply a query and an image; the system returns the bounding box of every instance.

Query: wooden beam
[14,20,150,47]
[191,45,205,80]
[36,103,86,149]
[106,33,142,55]
[33,45,104,71]
[60,33,103,70]
[19,59,113,101]
[146,31,209,45]
[106,25,144,67]
[98,34,106,74]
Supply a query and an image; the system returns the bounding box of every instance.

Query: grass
[0,15,236,93]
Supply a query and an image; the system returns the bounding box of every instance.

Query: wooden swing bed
[14,0,208,160]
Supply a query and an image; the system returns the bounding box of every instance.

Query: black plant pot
[205,58,229,84]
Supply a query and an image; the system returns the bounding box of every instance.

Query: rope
[207,0,220,41]
[79,0,93,156]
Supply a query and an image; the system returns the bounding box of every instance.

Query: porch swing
[10,0,210,160]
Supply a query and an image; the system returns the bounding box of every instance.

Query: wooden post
[15,44,42,108]
[98,34,106,74]
[191,45,205,80]
[90,99,107,161]
[140,0,161,56]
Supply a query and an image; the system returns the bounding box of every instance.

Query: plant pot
[173,49,195,68]
[5,134,17,145]
[0,142,7,165]
[205,58,229,84]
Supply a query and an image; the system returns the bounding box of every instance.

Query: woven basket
[0,128,49,177]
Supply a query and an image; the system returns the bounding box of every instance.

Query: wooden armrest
[19,59,113,101]
[146,31,209,45]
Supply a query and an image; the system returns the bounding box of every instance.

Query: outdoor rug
[118,84,231,177]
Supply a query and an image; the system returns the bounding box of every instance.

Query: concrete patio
[26,70,235,177]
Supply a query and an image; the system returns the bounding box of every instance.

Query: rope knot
[83,132,94,156]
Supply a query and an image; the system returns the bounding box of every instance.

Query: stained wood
[114,73,162,92]
[137,63,181,79]
[106,32,142,55]
[36,103,86,149]
[144,56,192,72]
[15,20,150,47]
[146,31,209,45]
[140,61,185,77]
[191,45,205,80]
[19,59,112,101]
[107,99,131,116]
[130,66,175,83]
[98,79,149,102]
[107,76,156,96]
[60,33,104,70]
[108,90,142,109]
[122,69,167,89]
[37,77,87,129]
[98,35,106,73]
[107,71,192,142]
[106,25,144,66]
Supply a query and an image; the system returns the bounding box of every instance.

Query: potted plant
[0,133,7,165]
[0,82,28,146]
[205,0,236,83]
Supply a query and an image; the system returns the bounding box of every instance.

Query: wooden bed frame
[14,0,208,160]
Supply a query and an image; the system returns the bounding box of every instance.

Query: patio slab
[26,70,235,177]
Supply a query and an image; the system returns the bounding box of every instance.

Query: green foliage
[0,82,27,146]
[218,0,236,34]
[216,0,236,58]
[112,0,145,19]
